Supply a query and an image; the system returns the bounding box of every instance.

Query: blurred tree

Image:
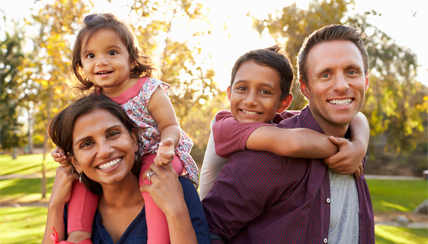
[127,0,223,124]
[252,0,427,173]
[0,29,26,151]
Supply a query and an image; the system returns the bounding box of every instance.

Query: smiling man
[203,24,375,244]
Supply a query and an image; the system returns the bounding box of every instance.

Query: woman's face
[70,109,138,186]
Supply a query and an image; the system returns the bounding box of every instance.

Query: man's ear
[277,94,293,113]
[70,156,82,174]
[364,73,369,92]
[300,79,310,99]
[226,86,232,101]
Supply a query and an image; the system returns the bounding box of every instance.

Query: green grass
[0,207,48,244]
[0,177,54,202]
[0,154,57,177]
[366,179,428,213]
[375,225,428,244]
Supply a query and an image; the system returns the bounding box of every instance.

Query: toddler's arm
[51,147,69,165]
[148,87,181,167]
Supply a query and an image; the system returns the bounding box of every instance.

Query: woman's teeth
[98,158,121,170]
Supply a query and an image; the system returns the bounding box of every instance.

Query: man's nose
[333,73,349,92]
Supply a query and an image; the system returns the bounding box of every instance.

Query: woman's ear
[131,129,139,153]
[70,156,82,174]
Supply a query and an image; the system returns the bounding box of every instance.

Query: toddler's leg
[140,154,183,244]
[66,181,98,243]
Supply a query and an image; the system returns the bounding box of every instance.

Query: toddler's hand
[155,138,175,167]
[51,146,70,165]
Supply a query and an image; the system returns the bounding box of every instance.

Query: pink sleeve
[212,111,273,158]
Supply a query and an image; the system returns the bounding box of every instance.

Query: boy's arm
[323,112,370,177]
[246,127,338,158]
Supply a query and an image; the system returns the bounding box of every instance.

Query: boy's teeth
[98,158,121,170]
[242,110,257,115]
[329,99,352,106]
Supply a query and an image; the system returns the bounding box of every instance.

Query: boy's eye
[236,86,247,91]
[86,53,95,59]
[260,89,271,95]
[108,50,118,55]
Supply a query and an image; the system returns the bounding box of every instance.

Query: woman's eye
[108,131,121,138]
[80,141,93,148]
[108,50,117,55]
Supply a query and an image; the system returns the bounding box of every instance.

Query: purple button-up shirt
[202,106,374,244]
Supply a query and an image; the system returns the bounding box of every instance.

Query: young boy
[199,45,368,199]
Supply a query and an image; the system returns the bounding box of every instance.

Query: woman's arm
[140,163,201,244]
[246,126,338,158]
[42,164,78,244]
[148,87,182,166]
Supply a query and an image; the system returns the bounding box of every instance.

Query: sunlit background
[1,0,427,243]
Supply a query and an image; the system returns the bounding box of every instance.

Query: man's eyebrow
[345,64,363,73]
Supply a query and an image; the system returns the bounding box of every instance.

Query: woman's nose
[97,141,113,158]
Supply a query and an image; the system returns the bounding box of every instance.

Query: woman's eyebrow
[75,136,92,146]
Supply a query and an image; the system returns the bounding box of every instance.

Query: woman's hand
[49,163,79,207]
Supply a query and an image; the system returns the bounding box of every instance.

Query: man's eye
[348,70,357,75]
[108,50,117,55]
[321,73,330,78]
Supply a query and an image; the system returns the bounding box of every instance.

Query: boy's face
[227,60,292,123]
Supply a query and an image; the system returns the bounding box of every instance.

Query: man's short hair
[297,24,368,85]
[230,45,294,100]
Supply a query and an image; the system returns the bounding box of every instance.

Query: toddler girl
[51,13,198,244]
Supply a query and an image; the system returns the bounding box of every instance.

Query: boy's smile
[227,60,291,123]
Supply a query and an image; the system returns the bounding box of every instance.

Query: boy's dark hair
[70,13,158,93]
[297,24,368,85]
[48,94,141,195]
[230,45,294,100]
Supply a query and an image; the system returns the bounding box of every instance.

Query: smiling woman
[42,94,210,244]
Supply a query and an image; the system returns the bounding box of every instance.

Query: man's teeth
[242,110,257,115]
[98,158,121,170]
[329,99,352,106]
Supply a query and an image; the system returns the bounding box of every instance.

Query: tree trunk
[41,88,52,199]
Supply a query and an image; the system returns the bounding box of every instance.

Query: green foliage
[0,207,48,244]
[0,30,26,149]
[366,179,428,213]
[375,225,428,244]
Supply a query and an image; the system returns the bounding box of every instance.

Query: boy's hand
[51,147,70,165]
[154,138,175,167]
[323,136,365,179]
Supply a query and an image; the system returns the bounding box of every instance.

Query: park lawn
[0,177,54,203]
[0,207,48,244]
[0,154,57,177]
[375,225,428,244]
[366,178,428,213]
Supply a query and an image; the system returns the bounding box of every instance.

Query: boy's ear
[300,79,309,99]
[70,156,82,174]
[277,94,293,113]
[226,86,232,101]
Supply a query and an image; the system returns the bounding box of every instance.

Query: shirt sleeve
[199,117,228,200]
[202,150,285,240]
[213,111,273,158]
[180,177,211,244]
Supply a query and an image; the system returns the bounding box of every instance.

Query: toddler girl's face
[80,28,135,97]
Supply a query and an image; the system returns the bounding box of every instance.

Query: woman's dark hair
[48,94,141,195]
[70,13,158,93]
[230,45,294,100]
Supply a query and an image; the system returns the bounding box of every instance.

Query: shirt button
[326,198,331,203]
[324,238,328,243]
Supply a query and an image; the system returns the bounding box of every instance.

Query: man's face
[227,60,292,123]
[300,40,369,130]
